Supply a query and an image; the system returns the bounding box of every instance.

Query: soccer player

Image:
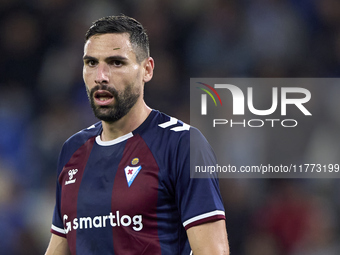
[45,15,229,255]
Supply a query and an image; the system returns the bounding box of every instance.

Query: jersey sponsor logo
[63,211,143,234]
[158,117,190,132]
[124,165,142,187]
[65,169,78,185]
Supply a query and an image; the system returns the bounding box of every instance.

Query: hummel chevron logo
[158,117,178,128]
[171,123,190,132]
[65,169,78,185]
[158,117,190,132]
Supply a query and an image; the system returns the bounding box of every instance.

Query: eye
[112,60,123,67]
[87,59,97,67]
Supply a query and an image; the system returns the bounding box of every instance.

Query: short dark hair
[85,15,150,62]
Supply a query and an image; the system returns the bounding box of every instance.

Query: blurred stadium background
[1,0,340,254]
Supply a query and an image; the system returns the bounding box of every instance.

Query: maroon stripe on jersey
[111,134,161,254]
[59,137,95,254]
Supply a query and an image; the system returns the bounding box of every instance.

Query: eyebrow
[83,55,129,62]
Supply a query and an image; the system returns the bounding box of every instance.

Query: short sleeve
[50,145,67,238]
[175,127,225,230]
[51,180,66,237]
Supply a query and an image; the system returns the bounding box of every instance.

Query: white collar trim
[95,132,133,146]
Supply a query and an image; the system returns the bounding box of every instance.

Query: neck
[100,101,151,141]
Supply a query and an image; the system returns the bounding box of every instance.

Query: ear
[143,57,154,83]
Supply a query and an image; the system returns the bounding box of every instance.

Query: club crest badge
[124,164,142,187]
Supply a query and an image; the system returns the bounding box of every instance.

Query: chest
[59,136,161,222]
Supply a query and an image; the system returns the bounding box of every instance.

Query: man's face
[83,33,144,122]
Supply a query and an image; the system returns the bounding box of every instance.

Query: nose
[95,63,109,84]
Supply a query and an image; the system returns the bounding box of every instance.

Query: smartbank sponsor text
[196,83,312,128]
[63,211,143,233]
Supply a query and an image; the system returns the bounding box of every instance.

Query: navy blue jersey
[50,110,225,255]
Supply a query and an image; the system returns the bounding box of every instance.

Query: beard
[87,83,140,123]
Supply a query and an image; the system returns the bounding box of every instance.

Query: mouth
[93,90,115,106]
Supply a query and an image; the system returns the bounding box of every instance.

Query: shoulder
[64,121,101,148]
[141,110,204,140]
[138,110,202,152]
[157,111,211,150]
[57,122,102,168]
[138,110,213,159]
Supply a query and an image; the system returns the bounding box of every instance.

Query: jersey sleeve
[51,181,66,237]
[50,144,67,238]
[175,127,225,230]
